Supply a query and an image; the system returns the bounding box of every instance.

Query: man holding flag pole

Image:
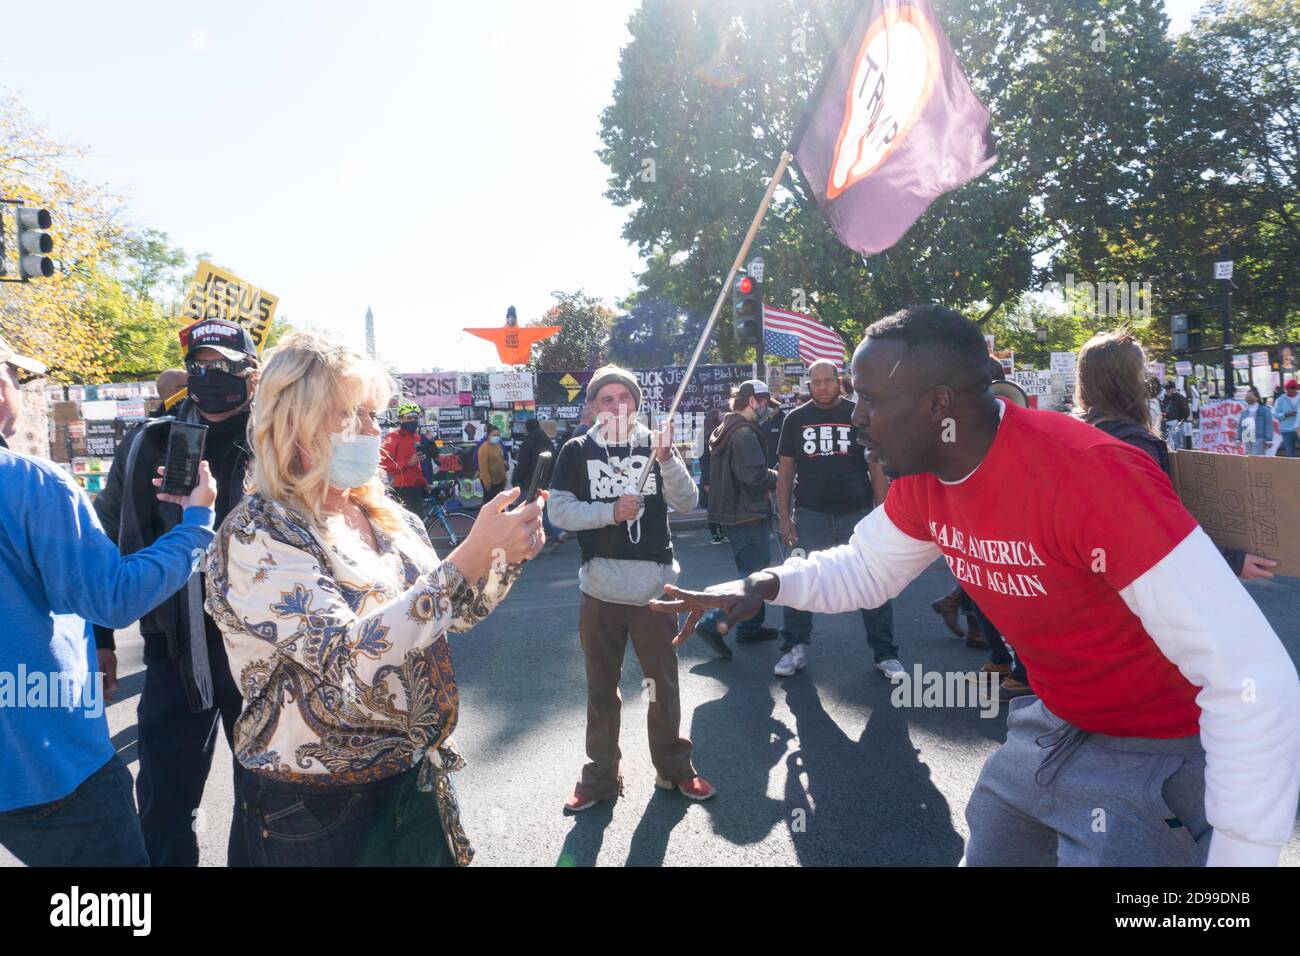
[644,0,1300,867]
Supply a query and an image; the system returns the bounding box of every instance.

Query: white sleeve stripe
[770,506,941,614]
[1119,526,1300,866]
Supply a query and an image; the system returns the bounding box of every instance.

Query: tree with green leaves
[1068,0,1299,348]
[526,290,614,371]
[599,0,1298,361]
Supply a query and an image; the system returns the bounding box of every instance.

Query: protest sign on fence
[1171,451,1300,577]
[537,365,753,415]
[84,421,119,457]
[80,400,118,421]
[1198,400,1245,455]
[535,403,582,422]
[489,372,534,404]
[399,373,462,408]
[535,370,592,405]
[641,364,752,412]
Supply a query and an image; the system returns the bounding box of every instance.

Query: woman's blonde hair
[1073,329,1155,432]
[248,331,413,539]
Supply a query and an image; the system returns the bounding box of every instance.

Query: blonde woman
[205,332,544,866]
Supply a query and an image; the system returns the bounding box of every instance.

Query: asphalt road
[7,525,1299,866]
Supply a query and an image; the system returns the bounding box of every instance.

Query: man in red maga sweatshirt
[654,304,1300,866]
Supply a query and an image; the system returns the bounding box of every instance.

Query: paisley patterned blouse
[205,493,521,864]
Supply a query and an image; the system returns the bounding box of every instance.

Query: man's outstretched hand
[649,573,780,646]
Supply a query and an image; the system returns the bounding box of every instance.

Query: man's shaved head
[862,304,990,389]
[850,304,999,481]
[156,369,188,404]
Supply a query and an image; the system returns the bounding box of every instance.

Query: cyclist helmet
[396,401,421,417]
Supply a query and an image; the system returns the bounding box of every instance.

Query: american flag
[762,305,847,366]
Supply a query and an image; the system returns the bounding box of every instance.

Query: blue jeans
[780,508,898,662]
[235,765,457,867]
[723,519,773,638]
[0,755,148,866]
[1280,431,1299,457]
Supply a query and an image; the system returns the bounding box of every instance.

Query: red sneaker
[655,775,717,801]
[563,788,602,813]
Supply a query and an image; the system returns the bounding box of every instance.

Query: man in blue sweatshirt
[0,344,218,866]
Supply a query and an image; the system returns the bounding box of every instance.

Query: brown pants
[577,593,695,798]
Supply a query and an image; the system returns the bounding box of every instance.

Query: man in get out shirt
[654,304,1300,866]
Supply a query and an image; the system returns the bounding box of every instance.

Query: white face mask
[328,433,380,489]
[490,435,502,444]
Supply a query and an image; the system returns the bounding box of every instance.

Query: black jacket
[92,401,252,664]
[707,412,777,526]
[1161,391,1190,422]
[512,429,555,489]
[697,440,712,510]
[759,406,785,468]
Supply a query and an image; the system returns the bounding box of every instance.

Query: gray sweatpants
[965,696,1210,866]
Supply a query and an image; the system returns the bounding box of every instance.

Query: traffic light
[733,272,762,345]
[1171,311,1202,352]
[15,206,54,279]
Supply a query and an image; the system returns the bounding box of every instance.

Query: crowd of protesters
[1157,374,1299,457]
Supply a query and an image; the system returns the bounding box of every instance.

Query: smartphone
[161,421,209,497]
[524,450,554,505]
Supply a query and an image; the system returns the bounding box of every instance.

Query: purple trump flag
[793,0,996,256]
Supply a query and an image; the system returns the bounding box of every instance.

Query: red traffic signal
[732,270,763,345]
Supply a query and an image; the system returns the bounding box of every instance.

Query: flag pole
[636,149,793,493]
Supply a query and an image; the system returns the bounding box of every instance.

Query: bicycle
[422,480,477,548]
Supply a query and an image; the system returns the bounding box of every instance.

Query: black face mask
[188,369,249,415]
[400,421,418,433]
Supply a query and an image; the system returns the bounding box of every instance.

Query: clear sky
[4,0,1206,373]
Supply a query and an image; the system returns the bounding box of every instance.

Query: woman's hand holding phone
[153,461,218,509]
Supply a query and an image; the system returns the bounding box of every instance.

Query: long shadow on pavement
[556,800,616,867]
[781,674,965,865]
